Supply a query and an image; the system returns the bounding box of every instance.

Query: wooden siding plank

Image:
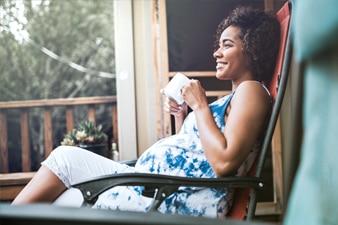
[157,0,171,138]
[205,91,231,99]
[272,116,284,209]
[264,0,274,11]
[168,71,215,78]
[255,202,282,216]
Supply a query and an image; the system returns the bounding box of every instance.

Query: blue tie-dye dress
[93,93,260,218]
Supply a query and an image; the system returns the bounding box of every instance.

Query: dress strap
[253,81,273,104]
[221,92,235,121]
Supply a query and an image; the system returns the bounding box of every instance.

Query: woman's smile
[216,61,228,70]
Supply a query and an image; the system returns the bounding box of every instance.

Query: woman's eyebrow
[221,38,235,44]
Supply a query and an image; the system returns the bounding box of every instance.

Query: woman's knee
[51,146,86,159]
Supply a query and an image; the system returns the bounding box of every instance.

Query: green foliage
[61,120,108,146]
[0,0,116,101]
[0,0,116,170]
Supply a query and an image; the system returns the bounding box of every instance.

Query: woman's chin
[215,73,227,80]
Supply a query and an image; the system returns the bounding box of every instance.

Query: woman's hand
[160,89,188,117]
[181,80,208,111]
[160,89,188,133]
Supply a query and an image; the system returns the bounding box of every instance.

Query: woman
[12,6,280,218]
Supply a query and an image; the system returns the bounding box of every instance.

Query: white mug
[163,73,190,104]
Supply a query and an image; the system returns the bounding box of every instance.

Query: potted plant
[61,120,108,157]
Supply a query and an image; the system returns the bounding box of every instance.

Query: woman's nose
[213,48,221,58]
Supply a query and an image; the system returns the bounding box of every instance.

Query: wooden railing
[0,96,118,173]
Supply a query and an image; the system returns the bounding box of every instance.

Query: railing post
[88,105,96,123]
[20,110,31,172]
[0,96,117,173]
[112,104,118,147]
[44,107,53,157]
[66,106,74,133]
[0,111,8,173]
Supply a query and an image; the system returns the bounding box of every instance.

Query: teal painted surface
[285,0,338,224]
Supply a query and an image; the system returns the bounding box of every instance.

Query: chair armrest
[72,173,264,205]
[118,158,137,166]
[0,203,276,225]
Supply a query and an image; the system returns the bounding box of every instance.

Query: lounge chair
[72,0,293,221]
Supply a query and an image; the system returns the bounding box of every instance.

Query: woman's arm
[183,81,271,177]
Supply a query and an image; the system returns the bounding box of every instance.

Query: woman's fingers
[164,98,179,110]
[163,96,187,117]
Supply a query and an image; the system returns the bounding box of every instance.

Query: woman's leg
[12,165,66,204]
[12,146,133,205]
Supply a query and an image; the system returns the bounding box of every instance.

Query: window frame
[114,0,137,159]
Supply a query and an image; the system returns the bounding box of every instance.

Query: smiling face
[213,26,253,86]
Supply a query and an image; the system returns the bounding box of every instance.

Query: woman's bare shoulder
[235,81,270,102]
[231,80,272,116]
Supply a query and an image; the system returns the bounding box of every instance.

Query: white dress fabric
[43,91,261,218]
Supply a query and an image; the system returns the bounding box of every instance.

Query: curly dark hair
[215,7,280,85]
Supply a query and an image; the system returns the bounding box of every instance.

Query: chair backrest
[227,1,292,220]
